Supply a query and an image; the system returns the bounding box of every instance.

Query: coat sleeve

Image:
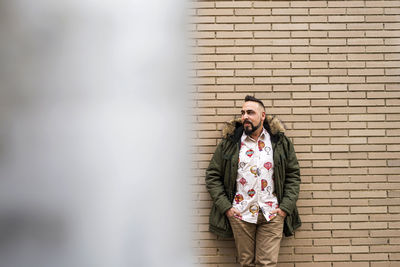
[205,141,232,215]
[279,136,301,216]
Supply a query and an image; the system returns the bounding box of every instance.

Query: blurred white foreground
[0,1,190,267]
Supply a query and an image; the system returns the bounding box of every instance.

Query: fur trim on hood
[222,115,286,139]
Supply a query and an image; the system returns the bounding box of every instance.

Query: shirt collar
[241,127,268,142]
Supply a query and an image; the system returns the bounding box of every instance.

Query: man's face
[241,101,265,136]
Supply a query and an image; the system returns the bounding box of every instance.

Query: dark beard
[244,120,262,136]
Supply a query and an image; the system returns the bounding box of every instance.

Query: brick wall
[191,0,400,266]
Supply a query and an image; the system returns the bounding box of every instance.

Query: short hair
[244,95,265,109]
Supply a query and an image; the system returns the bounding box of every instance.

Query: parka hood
[222,115,286,139]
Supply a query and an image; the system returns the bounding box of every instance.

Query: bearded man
[205,95,301,267]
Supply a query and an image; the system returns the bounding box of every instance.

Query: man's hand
[225,207,241,218]
[270,208,286,218]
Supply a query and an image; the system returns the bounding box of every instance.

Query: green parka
[205,116,301,238]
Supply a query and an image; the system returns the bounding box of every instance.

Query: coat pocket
[209,204,231,232]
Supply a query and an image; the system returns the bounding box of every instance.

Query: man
[205,95,301,267]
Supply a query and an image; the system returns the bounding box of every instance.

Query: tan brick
[368,137,400,144]
[349,83,385,91]
[254,1,289,8]
[193,62,215,70]
[368,76,400,83]
[351,222,388,229]
[267,107,292,114]
[351,206,387,214]
[368,91,400,98]
[314,207,350,214]
[331,168,368,175]
[367,15,400,22]
[286,130,312,137]
[197,54,234,62]
[313,160,349,167]
[216,47,252,54]
[254,31,290,38]
[347,7,383,14]
[329,30,365,38]
[349,129,386,136]
[216,78,252,85]
[314,254,350,261]
[235,69,272,77]
[333,245,369,253]
[295,230,332,238]
[313,191,350,199]
[216,1,252,8]
[348,53,384,60]
[332,199,369,206]
[198,86,234,93]
[333,262,369,267]
[310,23,346,30]
[298,199,331,207]
[191,2,214,8]
[235,8,271,16]
[273,54,309,61]
[292,15,328,22]
[368,122,400,129]
[198,256,235,264]
[254,77,291,84]
[352,253,389,261]
[293,31,328,39]
[349,114,385,121]
[312,115,348,122]
[371,261,400,267]
[311,54,347,61]
[274,99,310,106]
[332,214,369,222]
[387,114,400,121]
[236,85,272,92]
[191,16,215,24]
[310,7,346,14]
[254,62,290,69]
[353,237,388,245]
[272,23,308,30]
[348,22,384,29]
[235,23,271,31]
[197,24,234,31]
[351,159,387,167]
[197,9,234,16]
[300,214,332,223]
[330,61,365,68]
[292,1,327,7]
[313,145,349,152]
[255,47,291,54]
[367,60,400,68]
[314,238,351,246]
[349,99,385,106]
[216,31,252,39]
[197,70,234,77]
[314,222,350,230]
[216,62,252,69]
[293,107,329,114]
[333,230,369,238]
[295,246,331,254]
[330,76,366,83]
[350,175,387,182]
[236,54,271,61]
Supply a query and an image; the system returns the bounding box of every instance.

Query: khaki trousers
[228,213,284,267]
